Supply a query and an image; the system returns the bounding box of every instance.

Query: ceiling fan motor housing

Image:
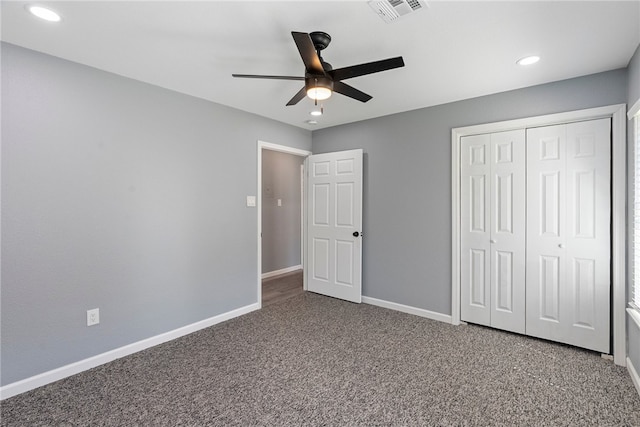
[305,75,334,92]
[309,31,331,51]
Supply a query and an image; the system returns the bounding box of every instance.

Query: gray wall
[627,43,640,373]
[261,150,304,273]
[1,43,311,386]
[312,69,628,315]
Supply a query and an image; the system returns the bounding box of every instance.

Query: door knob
[353,231,360,237]
[558,243,565,249]
[490,239,496,244]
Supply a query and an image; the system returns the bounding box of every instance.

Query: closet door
[526,119,611,353]
[461,130,525,333]
[461,134,491,326]
[490,131,526,334]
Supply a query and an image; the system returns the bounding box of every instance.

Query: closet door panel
[490,130,526,334]
[564,118,610,352]
[526,119,610,353]
[461,134,491,326]
[526,125,567,343]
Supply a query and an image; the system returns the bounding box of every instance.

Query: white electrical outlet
[87,308,100,326]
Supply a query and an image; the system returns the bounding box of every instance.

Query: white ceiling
[2,1,639,130]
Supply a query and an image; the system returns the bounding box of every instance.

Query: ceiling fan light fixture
[305,76,333,101]
[307,86,332,101]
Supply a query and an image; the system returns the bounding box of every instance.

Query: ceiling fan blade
[330,56,405,81]
[232,74,304,81]
[286,87,308,106]
[333,81,372,103]
[291,32,325,75]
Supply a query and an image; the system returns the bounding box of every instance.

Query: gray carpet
[2,292,640,426]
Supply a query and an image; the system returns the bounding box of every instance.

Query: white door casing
[305,149,363,303]
[526,119,611,353]
[460,130,526,333]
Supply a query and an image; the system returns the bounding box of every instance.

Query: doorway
[257,141,311,307]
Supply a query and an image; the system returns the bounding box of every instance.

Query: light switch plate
[246,196,256,207]
[87,308,99,326]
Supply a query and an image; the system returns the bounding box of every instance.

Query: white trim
[261,265,302,280]
[451,104,627,365]
[258,141,311,157]
[303,157,309,292]
[300,163,305,285]
[628,97,640,119]
[453,105,625,137]
[451,132,461,326]
[257,141,311,306]
[611,104,627,366]
[0,302,259,400]
[628,357,640,400]
[628,307,640,331]
[362,296,453,324]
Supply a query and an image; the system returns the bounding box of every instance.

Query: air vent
[368,0,428,23]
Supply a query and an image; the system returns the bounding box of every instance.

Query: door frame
[451,104,627,366]
[257,140,311,307]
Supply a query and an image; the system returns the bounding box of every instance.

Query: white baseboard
[628,357,640,399]
[0,302,260,400]
[261,265,302,280]
[362,296,453,324]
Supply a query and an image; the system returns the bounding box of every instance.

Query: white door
[460,134,491,326]
[460,130,526,333]
[526,118,611,353]
[305,149,363,303]
[489,130,526,333]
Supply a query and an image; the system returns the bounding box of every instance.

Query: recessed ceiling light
[306,120,318,125]
[517,55,540,66]
[27,5,62,22]
[310,107,323,117]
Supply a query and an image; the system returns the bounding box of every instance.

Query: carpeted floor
[2,292,640,426]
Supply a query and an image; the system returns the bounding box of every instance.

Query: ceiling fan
[232,31,405,106]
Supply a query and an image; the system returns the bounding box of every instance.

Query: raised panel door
[526,119,610,353]
[526,125,567,343]
[306,149,363,303]
[461,130,526,333]
[461,134,491,326]
[564,119,610,352]
[490,130,526,334]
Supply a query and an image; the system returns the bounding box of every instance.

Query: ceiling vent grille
[368,0,428,23]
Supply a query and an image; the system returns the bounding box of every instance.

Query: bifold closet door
[526,119,611,353]
[460,130,526,334]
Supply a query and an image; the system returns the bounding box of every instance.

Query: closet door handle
[558,243,565,249]
[490,239,496,244]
